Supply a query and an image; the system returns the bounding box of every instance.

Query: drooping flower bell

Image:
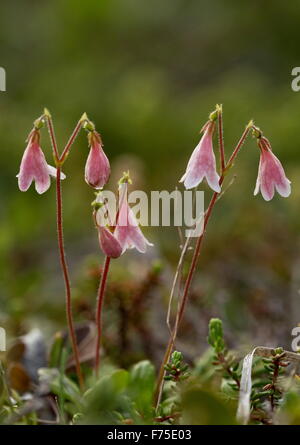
[253,128,291,201]
[180,117,221,192]
[98,225,122,258]
[114,174,153,254]
[85,131,110,189]
[17,128,65,194]
[92,193,122,258]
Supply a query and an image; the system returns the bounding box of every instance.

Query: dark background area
[0,0,300,365]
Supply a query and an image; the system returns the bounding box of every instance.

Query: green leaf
[48,332,64,368]
[128,360,155,421]
[83,369,130,425]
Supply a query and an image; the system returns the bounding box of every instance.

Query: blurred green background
[1,0,300,364]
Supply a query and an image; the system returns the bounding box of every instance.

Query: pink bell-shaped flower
[180,120,221,192]
[17,129,64,194]
[114,182,153,254]
[254,135,291,201]
[85,131,110,189]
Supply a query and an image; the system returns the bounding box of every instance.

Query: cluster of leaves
[164,351,190,383]
[208,318,240,392]
[250,348,290,424]
[207,318,300,425]
[1,317,300,425]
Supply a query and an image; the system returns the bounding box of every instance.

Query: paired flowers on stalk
[17,112,111,195]
[93,172,153,259]
[155,106,292,409]
[179,106,291,201]
[17,111,152,258]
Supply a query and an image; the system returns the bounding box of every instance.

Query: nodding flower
[98,225,123,258]
[114,175,153,254]
[92,195,122,259]
[17,128,65,194]
[253,129,291,201]
[180,119,221,193]
[85,131,110,189]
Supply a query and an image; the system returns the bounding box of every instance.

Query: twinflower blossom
[85,131,110,189]
[17,129,65,194]
[114,181,153,254]
[180,120,221,192]
[254,134,291,201]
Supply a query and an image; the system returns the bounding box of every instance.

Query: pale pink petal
[127,207,153,252]
[127,227,148,253]
[35,172,51,194]
[18,145,34,191]
[267,152,291,198]
[205,168,221,193]
[32,147,51,194]
[114,224,129,253]
[115,200,153,254]
[181,165,205,190]
[275,179,291,197]
[260,172,275,201]
[253,157,262,196]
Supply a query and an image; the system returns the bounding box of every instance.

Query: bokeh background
[1,0,300,367]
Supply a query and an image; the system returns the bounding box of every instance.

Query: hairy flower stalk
[155,111,253,408]
[44,110,87,390]
[93,201,122,375]
[94,256,111,376]
[93,187,122,376]
[18,110,87,389]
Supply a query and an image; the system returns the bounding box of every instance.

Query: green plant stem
[154,124,252,409]
[95,256,111,376]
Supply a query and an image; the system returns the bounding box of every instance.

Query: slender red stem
[227,123,253,167]
[45,114,84,389]
[60,120,84,163]
[154,124,252,408]
[56,167,84,390]
[95,256,111,376]
[45,114,60,162]
[93,184,126,376]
